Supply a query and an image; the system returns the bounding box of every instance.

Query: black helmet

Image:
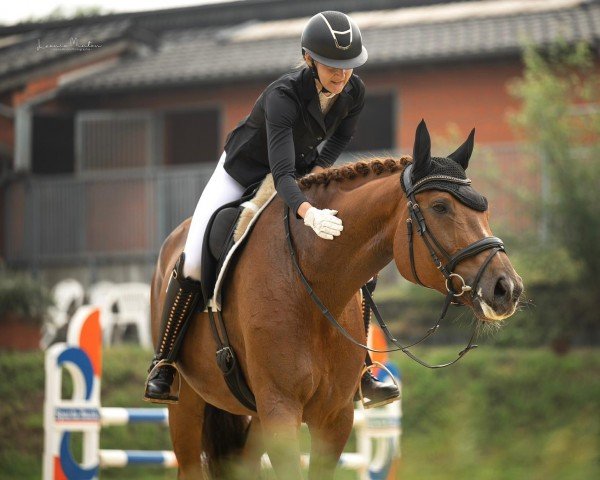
[301,11,368,69]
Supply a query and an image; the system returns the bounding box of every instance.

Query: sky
[0,0,238,26]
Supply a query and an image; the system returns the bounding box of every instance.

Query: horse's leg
[241,417,265,477]
[306,403,355,480]
[168,375,205,479]
[258,397,304,479]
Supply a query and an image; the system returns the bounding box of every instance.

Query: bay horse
[150,120,523,479]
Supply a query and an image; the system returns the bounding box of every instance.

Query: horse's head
[393,120,523,322]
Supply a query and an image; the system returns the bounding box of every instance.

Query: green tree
[506,42,600,347]
[509,41,600,293]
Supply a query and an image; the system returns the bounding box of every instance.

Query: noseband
[284,164,506,369]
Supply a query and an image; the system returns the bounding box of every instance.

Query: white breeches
[182,152,246,280]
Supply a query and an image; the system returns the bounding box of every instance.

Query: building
[1,0,598,284]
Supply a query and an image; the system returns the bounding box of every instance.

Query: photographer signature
[37,37,102,52]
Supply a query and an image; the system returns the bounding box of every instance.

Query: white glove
[303,207,343,240]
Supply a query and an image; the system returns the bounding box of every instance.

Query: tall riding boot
[355,276,401,409]
[143,252,205,404]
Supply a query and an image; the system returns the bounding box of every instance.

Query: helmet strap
[309,60,331,95]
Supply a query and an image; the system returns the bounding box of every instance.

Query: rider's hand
[303,207,343,240]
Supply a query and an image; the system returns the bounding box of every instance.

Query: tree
[509,42,600,293]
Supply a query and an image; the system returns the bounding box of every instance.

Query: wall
[6,57,543,278]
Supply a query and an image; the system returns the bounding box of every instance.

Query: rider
[144,11,400,408]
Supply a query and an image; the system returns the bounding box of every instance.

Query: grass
[0,346,598,479]
[395,347,599,480]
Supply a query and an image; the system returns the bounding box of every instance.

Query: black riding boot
[143,252,205,404]
[357,356,401,409]
[355,276,401,409]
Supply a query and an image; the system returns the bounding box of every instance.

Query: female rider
[144,11,400,409]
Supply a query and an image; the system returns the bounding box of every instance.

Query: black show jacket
[223,67,365,216]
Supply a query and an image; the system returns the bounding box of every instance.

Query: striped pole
[99,450,177,468]
[100,407,169,426]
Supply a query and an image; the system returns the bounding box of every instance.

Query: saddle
[198,175,276,411]
[200,174,276,309]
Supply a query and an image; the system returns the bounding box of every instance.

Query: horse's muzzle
[474,273,523,321]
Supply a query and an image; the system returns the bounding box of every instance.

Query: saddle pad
[234,174,274,242]
[203,175,276,311]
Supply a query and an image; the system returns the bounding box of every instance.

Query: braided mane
[298,156,412,190]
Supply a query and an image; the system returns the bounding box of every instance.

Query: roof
[0,0,457,92]
[60,0,600,94]
[0,1,462,35]
[1,0,598,95]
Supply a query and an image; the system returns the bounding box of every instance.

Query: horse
[150,120,524,479]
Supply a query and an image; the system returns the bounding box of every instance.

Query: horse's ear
[448,128,475,170]
[412,119,432,180]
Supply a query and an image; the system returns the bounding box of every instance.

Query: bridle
[402,164,505,303]
[284,163,506,369]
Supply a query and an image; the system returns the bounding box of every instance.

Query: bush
[0,272,54,325]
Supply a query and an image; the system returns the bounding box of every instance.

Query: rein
[284,164,505,369]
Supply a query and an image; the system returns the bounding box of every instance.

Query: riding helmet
[301,11,368,69]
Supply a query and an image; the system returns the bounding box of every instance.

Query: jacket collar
[300,67,353,133]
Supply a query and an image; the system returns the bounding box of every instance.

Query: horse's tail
[202,403,250,477]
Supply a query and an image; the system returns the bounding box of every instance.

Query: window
[32,114,75,174]
[347,92,395,152]
[163,108,220,165]
[76,111,154,171]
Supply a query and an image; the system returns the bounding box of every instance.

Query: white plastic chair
[88,281,118,346]
[88,281,115,306]
[109,282,152,349]
[41,279,85,349]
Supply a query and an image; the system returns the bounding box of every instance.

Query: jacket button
[317,136,323,141]
[308,146,313,150]
[300,153,305,158]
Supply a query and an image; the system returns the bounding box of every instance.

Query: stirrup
[357,361,401,410]
[143,359,183,405]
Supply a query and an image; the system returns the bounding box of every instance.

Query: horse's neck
[295,173,404,312]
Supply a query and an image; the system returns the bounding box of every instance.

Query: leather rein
[284,164,505,369]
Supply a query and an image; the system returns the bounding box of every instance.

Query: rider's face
[313,60,353,95]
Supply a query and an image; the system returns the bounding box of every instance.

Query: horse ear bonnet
[407,156,488,212]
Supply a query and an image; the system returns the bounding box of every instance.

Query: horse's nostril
[494,277,510,300]
[513,281,523,301]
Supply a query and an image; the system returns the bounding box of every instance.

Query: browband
[403,164,473,195]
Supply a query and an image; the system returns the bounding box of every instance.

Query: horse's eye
[432,203,448,214]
